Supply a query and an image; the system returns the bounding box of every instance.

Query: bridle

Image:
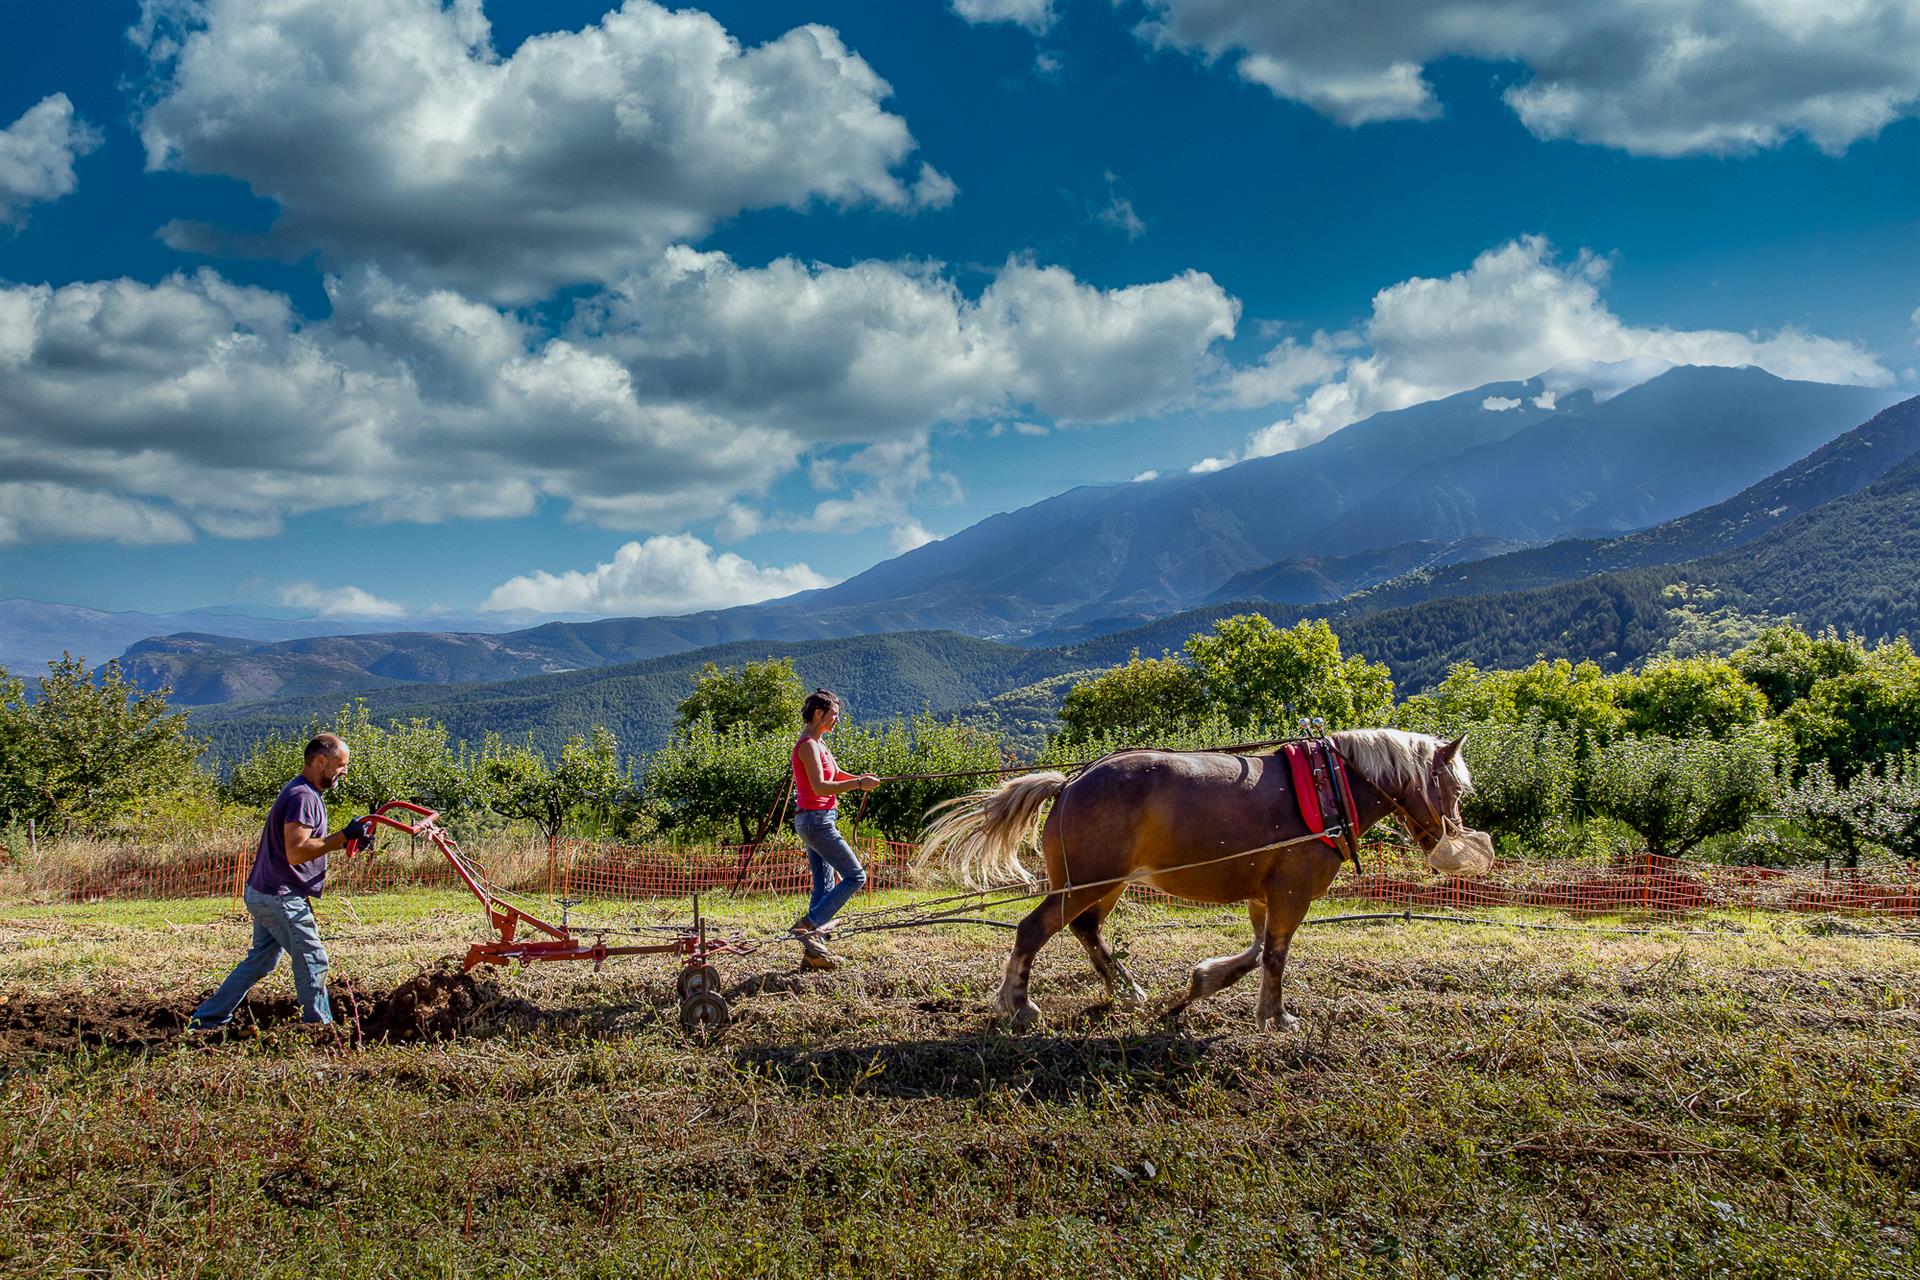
[1328,744,1462,854]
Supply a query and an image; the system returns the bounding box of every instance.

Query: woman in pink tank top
[790,688,880,969]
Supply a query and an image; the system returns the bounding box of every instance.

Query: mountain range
[178,382,1920,762]
[78,364,1897,706]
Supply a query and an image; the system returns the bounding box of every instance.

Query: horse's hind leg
[996,894,1063,1029]
[1067,887,1145,1007]
[1174,900,1265,1013]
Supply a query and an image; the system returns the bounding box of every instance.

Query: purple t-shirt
[247,776,329,898]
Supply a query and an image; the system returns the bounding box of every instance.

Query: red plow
[356,800,750,1037]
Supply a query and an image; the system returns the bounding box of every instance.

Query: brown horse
[918,729,1492,1030]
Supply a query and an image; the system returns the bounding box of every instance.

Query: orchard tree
[0,655,204,835]
[1183,615,1394,731]
[1586,730,1778,860]
[830,713,1007,841]
[229,701,475,823]
[675,657,805,736]
[1779,638,1920,781]
[1451,715,1579,846]
[1399,658,1623,744]
[1056,651,1207,746]
[475,726,629,848]
[1785,751,1920,866]
[644,717,790,844]
[1732,624,1868,714]
[1612,656,1769,740]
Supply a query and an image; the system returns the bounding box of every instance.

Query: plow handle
[345,800,442,857]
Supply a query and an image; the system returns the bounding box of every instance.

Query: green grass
[1,889,1917,1277]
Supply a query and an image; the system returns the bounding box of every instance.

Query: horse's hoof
[1257,1011,1299,1033]
[1004,1000,1042,1031]
[1115,984,1148,1010]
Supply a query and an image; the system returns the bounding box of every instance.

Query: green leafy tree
[1185,615,1394,731]
[1586,730,1778,860]
[829,713,1007,840]
[228,701,477,825]
[1398,658,1624,743]
[644,717,790,843]
[1731,624,1869,714]
[476,725,629,848]
[1612,656,1769,740]
[1779,639,1920,782]
[1451,715,1579,847]
[1783,751,1920,866]
[675,657,805,736]
[0,655,205,835]
[1056,651,1208,746]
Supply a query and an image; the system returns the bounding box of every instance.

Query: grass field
[0,888,1916,1278]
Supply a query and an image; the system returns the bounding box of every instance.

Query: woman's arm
[798,741,880,795]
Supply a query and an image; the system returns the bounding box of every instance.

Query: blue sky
[1,0,1916,619]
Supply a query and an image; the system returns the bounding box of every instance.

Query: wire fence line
[3,837,1919,923]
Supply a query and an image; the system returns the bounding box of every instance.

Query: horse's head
[1337,729,1495,876]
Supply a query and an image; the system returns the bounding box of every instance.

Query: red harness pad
[1281,741,1339,850]
[1282,736,1359,855]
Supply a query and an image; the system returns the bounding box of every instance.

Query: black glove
[340,817,375,853]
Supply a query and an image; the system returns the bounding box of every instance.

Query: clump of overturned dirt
[0,963,506,1059]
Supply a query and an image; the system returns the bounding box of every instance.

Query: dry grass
[0,889,1916,1277]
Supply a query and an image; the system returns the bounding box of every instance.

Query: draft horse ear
[1436,732,1468,763]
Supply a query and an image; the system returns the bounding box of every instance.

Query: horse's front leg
[1251,890,1313,1028]
[1255,854,1342,1031]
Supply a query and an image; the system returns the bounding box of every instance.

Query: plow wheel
[676,963,721,1001]
[679,991,730,1041]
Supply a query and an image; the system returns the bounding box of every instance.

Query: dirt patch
[0,963,510,1059]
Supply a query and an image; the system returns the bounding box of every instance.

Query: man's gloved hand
[340,816,376,853]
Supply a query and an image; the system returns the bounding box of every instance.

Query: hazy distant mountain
[187,631,1078,764]
[0,598,580,675]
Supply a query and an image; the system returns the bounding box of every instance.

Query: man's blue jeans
[191,885,333,1026]
[795,809,867,928]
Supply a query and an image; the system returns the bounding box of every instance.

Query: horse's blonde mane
[1331,728,1473,796]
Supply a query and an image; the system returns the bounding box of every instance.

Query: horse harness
[1285,737,1459,874]
[1281,738,1364,872]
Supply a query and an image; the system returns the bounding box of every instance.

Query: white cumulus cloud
[134,0,951,300]
[1139,0,1920,156]
[1482,395,1522,411]
[0,93,101,226]
[1244,236,1892,457]
[951,0,1056,35]
[480,535,833,615]
[0,247,1240,547]
[0,482,192,547]
[277,582,409,617]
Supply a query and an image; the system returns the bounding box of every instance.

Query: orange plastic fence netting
[4,838,1918,922]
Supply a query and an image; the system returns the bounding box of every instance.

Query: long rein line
[824,825,1352,940]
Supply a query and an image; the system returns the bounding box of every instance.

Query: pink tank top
[792,735,842,811]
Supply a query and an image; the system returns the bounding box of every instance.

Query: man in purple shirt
[189,733,373,1030]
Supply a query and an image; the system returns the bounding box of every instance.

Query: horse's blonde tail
[916,772,1068,889]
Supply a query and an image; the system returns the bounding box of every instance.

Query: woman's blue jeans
[191,885,333,1026]
[795,808,867,928]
